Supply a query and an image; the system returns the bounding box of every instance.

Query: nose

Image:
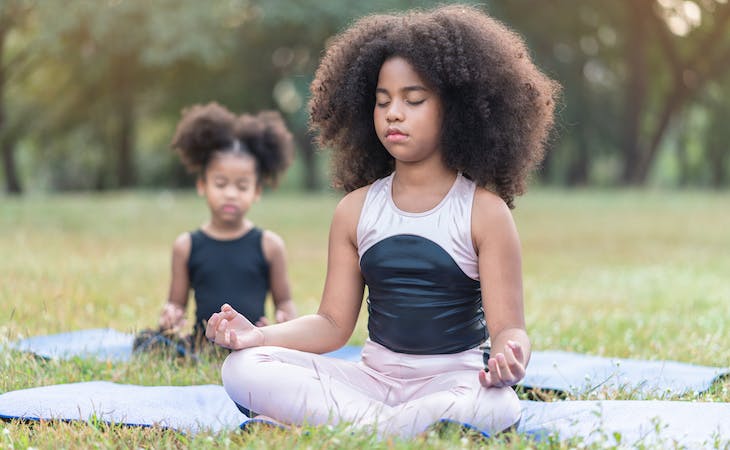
[224,184,238,198]
[385,101,404,122]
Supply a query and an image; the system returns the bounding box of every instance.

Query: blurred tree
[201,0,443,191]
[702,84,730,187]
[495,0,730,186]
[30,0,232,189]
[621,0,730,184]
[0,0,34,194]
[5,0,728,192]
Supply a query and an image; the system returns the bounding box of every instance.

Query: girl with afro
[158,102,297,343]
[206,5,559,438]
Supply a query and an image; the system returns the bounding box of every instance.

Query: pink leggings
[221,339,521,438]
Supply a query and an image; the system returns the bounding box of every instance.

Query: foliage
[1,0,729,192]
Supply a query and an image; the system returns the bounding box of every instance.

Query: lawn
[1,188,729,449]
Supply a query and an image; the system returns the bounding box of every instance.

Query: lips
[221,205,239,213]
[385,128,408,142]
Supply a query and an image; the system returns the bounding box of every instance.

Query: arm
[259,230,297,325]
[471,189,531,388]
[159,233,192,332]
[207,189,368,353]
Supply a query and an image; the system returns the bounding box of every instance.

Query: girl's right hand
[159,303,186,332]
[206,303,265,350]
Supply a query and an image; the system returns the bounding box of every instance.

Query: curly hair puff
[171,102,294,187]
[309,5,560,208]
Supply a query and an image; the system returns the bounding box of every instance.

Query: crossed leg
[221,345,521,439]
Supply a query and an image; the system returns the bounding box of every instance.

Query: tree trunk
[675,114,690,187]
[620,1,648,185]
[634,90,686,183]
[566,77,590,186]
[708,142,727,188]
[295,131,320,191]
[2,137,22,194]
[116,92,135,188]
[0,24,22,194]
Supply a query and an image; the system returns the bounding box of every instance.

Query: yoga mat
[518,399,730,448]
[0,382,245,434]
[522,350,729,397]
[8,330,729,396]
[9,329,136,362]
[1,381,728,446]
[7,328,362,363]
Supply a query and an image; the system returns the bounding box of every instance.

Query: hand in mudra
[478,340,526,388]
[205,303,264,350]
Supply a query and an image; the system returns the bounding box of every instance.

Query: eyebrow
[375,85,428,95]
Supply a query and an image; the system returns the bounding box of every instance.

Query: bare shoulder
[262,229,285,248]
[473,187,511,219]
[332,185,370,227]
[472,187,517,243]
[172,232,192,257]
[261,229,286,260]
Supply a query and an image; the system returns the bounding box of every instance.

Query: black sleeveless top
[187,228,269,334]
[357,173,487,355]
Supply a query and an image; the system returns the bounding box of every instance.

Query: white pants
[221,339,521,438]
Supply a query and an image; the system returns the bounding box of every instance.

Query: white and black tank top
[357,172,487,354]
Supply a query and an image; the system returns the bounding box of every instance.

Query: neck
[204,218,252,240]
[393,160,457,190]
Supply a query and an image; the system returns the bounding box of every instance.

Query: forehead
[376,56,429,88]
[205,152,257,177]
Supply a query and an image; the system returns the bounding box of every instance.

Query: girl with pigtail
[158,102,297,344]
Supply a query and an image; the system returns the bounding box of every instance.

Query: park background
[1,1,729,448]
[2,0,730,193]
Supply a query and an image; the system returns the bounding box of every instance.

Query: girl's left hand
[206,304,264,350]
[478,340,526,388]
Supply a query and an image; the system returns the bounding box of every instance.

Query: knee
[493,387,522,432]
[475,386,521,434]
[221,347,259,387]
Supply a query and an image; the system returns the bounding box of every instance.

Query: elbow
[316,312,353,351]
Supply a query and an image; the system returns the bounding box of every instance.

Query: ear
[254,184,263,202]
[196,177,205,196]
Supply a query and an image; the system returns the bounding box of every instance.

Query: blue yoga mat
[1,381,728,446]
[517,399,730,448]
[9,329,136,362]
[8,329,727,397]
[522,350,729,397]
[7,328,362,362]
[0,382,245,434]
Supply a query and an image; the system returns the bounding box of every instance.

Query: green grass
[1,188,729,448]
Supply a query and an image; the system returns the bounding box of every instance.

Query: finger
[216,318,229,346]
[217,318,228,333]
[507,340,525,365]
[275,310,286,323]
[504,343,526,380]
[222,330,232,348]
[256,316,269,327]
[495,353,516,384]
[221,303,233,312]
[478,369,493,388]
[229,330,240,349]
[206,313,221,340]
[220,308,240,322]
[487,357,503,386]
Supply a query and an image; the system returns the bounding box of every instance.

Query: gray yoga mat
[1,381,728,447]
[9,329,727,397]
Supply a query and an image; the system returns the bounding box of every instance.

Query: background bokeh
[1,0,729,195]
